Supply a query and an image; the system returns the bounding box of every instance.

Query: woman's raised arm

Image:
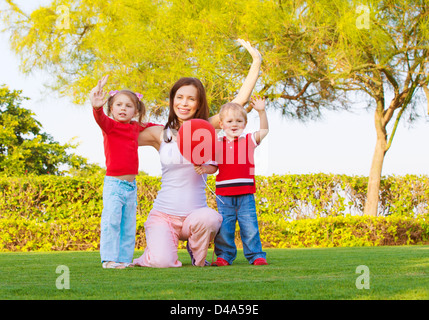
[209,39,262,128]
[231,39,262,106]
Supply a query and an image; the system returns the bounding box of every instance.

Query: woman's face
[173,85,199,125]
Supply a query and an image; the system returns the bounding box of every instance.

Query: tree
[2,0,428,215]
[0,85,95,176]
[256,0,429,216]
[1,0,266,115]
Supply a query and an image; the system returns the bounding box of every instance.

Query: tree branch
[380,67,399,95]
[385,80,418,152]
[423,86,429,115]
[280,80,314,100]
[385,103,406,152]
[5,0,28,18]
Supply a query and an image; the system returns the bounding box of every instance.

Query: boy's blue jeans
[100,176,137,263]
[214,194,266,264]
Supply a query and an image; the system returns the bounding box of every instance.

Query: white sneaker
[102,261,126,269]
[120,262,134,268]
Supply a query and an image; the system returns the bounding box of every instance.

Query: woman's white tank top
[152,130,208,216]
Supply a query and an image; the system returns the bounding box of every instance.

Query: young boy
[211,96,269,266]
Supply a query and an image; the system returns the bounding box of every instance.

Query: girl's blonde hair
[219,102,247,123]
[107,90,146,123]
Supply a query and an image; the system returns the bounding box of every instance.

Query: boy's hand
[250,95,266,112]
[194,164,218,175]
[90,75,109,109]
[194,165,205,175]
[251,95,269,144]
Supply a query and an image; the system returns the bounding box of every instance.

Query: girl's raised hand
[236,39,262,63]
[90,75,109,109]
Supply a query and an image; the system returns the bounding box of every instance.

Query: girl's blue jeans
[214,194,266,264]
[100,176,137,263]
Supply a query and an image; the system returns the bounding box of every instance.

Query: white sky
[1,0,428,177]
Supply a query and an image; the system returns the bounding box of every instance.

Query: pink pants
[133,207,222,267]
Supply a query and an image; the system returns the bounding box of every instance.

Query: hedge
[0,174,428,251]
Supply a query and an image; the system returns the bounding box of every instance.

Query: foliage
[2,0,267,116]
[2,1,427,116]
[260,215,429,248]
[254,174,429,219]
[3,0,428,217]
[0,173,428,252]
[0,85,97,176]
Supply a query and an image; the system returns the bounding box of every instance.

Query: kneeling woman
[134,40,262,267]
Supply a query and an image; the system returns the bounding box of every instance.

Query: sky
[0,0,428,177]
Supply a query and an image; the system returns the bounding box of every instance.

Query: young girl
[90,78,159,269]
[211,96,269,266]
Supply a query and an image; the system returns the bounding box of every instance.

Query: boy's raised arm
[251,96,269,145]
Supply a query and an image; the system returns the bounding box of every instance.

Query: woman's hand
[90,75,109,109]
[236,39,262,63]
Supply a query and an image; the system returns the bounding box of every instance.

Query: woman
[96,39,262,267]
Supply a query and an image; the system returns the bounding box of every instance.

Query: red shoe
[253,258,268,265]
[211,257,230,266]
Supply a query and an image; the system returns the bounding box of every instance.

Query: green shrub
[1,214,427,252]
[0,173,428,251]
[259,214,429,248]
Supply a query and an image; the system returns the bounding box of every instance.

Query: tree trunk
[364,137,387,216]
[364,98,387,217]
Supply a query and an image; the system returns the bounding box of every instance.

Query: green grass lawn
[1,246,428,300]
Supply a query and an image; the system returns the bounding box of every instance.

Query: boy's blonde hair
[219,102,247,123]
